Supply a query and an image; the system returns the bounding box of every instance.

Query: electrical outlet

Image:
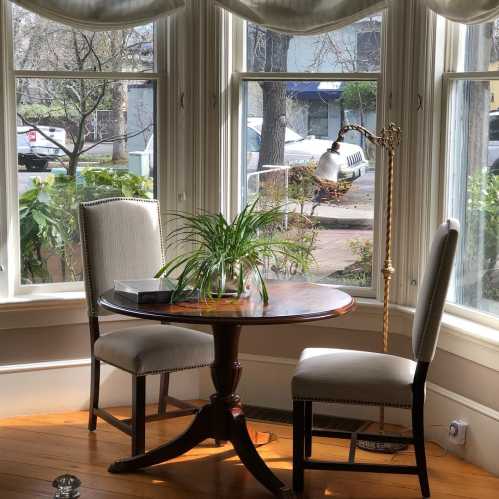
[448,419,468,445]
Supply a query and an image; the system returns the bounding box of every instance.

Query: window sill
[311,299,499,371]
[0,290,134,330]
[0,290,86,311]
[391,303,499,360]
[0,291,496,370]
[436,313,499,372]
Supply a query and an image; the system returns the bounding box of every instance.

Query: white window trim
[439,16,499,331]
[225,9,389,300]
[0,0,175,300]
[0,0,496,351]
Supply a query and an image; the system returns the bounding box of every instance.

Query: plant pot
[212,266,254,298]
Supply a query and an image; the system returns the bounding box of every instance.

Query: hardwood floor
[0,403,496,498]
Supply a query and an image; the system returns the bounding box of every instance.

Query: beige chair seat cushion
[292,348,417,408]
[95,324,213,375]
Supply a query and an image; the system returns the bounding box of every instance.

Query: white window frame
[223,10,389,299]
[0,0,174,299]
[441,18,499,330]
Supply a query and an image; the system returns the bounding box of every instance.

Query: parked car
[246,117,368,179]
[17,125,66,171]
[488,111,499,175]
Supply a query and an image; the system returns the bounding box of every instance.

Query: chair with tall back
[292,219,459,498]
[79,197,214,456]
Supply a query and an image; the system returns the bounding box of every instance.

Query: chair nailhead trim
[292,395,412,409]
[95,357,213,376]
[79,197,165,317]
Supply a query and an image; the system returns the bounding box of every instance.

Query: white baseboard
[199,354,411,425]
[200,353,499,476]
[425,382,499,476]
[0,359,200,418]
[3,353,498,477]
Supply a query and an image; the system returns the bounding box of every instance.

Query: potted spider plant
[155,200,310,304]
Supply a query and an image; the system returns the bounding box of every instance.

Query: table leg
[108,324,291,497]
[210,325,291,497]
[230,407,293,497]
[109,404,212,473]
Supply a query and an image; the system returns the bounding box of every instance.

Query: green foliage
[341,81,377,112]
[17,103,73,121]
[267,212,317,280]
[155,200,309,304]
[80,168,153,199]
[19,177,61,283]
[287,165,317,215]
[328,238,373,287]
[349,238,373,274]
[247,165,320,279]
[19,169,153,284]
[467,170,499,301]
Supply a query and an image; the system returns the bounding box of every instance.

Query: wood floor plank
[0,406,495,499]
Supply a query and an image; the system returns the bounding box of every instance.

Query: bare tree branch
[79,123,153,154]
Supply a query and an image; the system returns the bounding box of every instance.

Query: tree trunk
[111,81,127,162]
[259,81,288,169]
[257,31,291,171]
[67,155,78,177]
[110,31,127,162]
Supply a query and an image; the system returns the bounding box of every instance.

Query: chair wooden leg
[132,375,146,456]
[158,372,170,416]
[304,401,312,458]
[293,400,305,492]
[412,398,430,497]
[88,357,100,431]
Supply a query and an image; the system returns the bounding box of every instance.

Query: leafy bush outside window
[20,169,152,284]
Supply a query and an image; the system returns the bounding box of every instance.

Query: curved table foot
[230,409,292,497]
[109,405,212,473]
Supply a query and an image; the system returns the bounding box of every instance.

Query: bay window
[232,12,385,294]
[443,17,499,320]
[0,0,495,336]
[5,2,160,292]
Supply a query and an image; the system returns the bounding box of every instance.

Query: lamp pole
[329,123,403,452]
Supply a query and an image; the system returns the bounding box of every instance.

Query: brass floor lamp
[329,122,404,453]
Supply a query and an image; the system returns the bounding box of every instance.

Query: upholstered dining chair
[79,197,214,456]
[292,219,459,498]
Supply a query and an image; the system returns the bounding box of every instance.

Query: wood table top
[99,280,355,326]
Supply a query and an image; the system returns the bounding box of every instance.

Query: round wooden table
[99,280,355,497]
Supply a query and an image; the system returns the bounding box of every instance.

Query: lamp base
[356,437,408,454]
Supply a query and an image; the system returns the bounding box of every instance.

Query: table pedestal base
[108,325,292,498]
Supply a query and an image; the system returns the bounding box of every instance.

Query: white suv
[17,125,66,171]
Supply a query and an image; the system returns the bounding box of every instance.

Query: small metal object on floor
[52,474,81,498]
[356,421,409,454]
[356,439,408,453]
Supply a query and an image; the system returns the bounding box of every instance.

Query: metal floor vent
[243,404,365,433]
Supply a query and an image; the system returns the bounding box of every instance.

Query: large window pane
[17,78,155,284]
[454,18,499,74]
[246,15,382,73]
[242,80,377,287]
[447,79,499,317]
[13,4,154,73]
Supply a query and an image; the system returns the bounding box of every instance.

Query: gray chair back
[412,219,459,363]
[79,197,165,317]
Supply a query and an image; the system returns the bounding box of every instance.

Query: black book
[113,278,178,304]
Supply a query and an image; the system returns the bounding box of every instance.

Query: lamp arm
[330,122,401,153]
